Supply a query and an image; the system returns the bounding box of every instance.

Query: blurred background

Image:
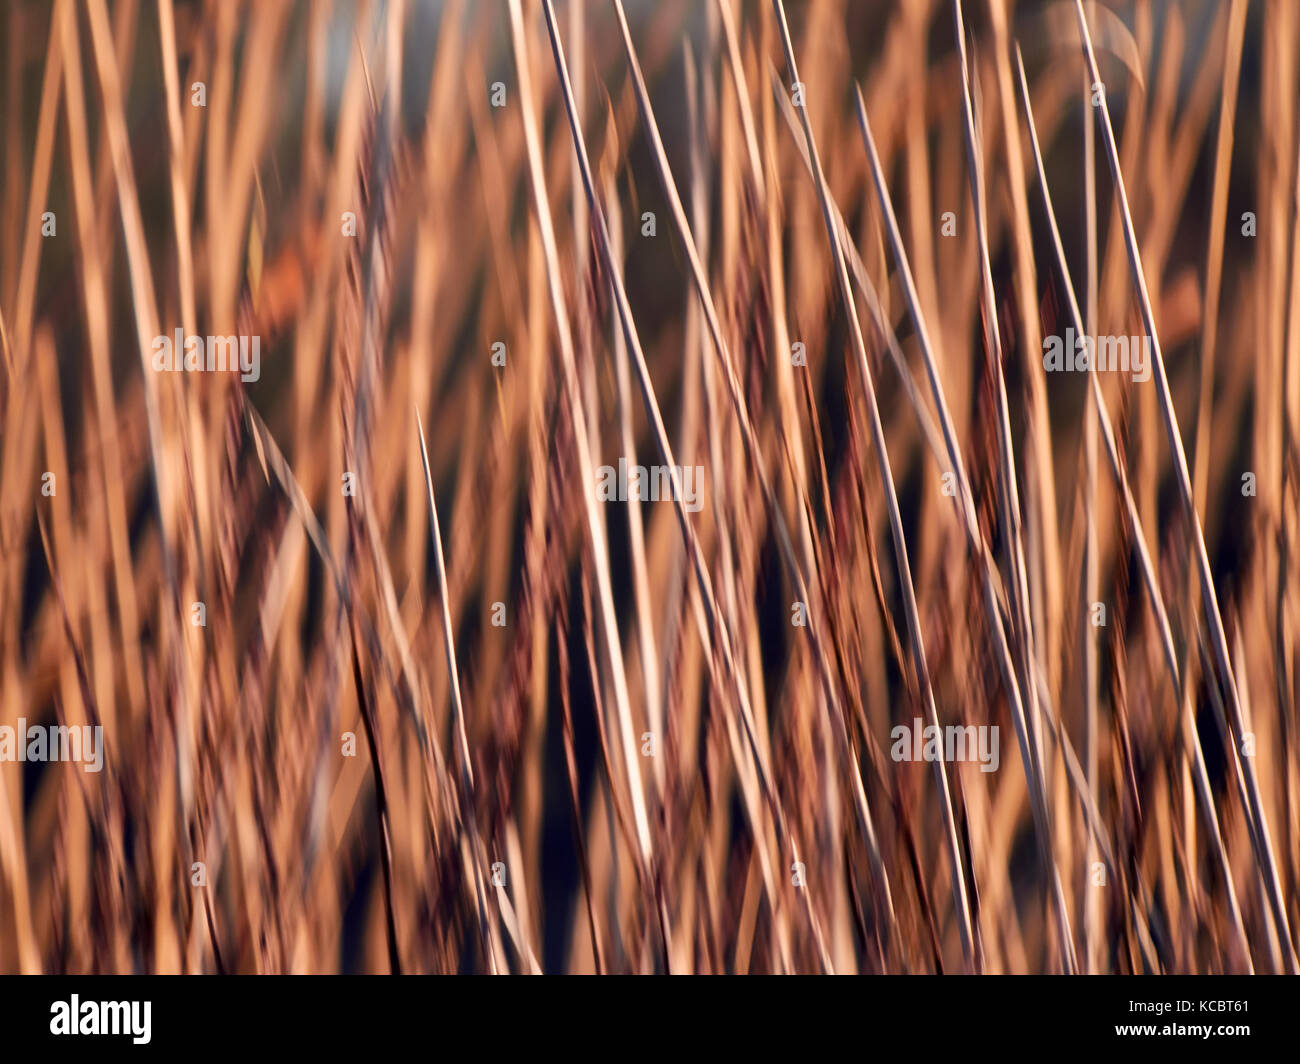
[1,0,1297,974]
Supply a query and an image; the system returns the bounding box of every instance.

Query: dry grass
[0,0,1297,973]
